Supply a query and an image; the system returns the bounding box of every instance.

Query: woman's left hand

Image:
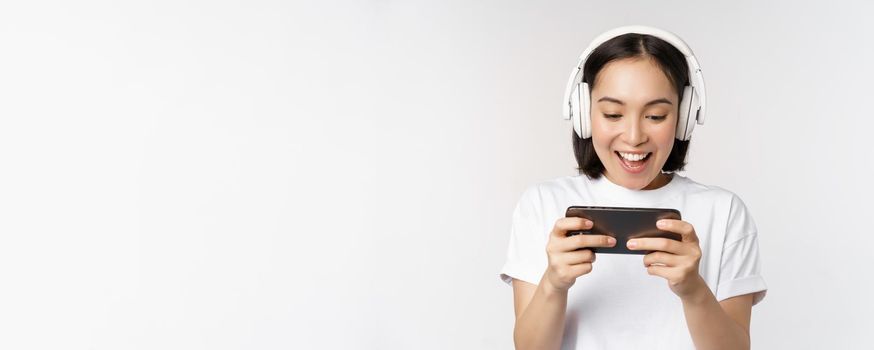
[627,219,707,299]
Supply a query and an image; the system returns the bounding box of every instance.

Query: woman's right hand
[544,217,617,292]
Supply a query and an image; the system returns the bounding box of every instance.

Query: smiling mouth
[615,151,652,173]
[616,151,651,161]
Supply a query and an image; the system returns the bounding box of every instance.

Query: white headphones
[561,25,707,141]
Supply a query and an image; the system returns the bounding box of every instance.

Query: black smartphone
[565,206,682,255]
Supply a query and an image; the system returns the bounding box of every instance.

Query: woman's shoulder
[672,174,746,202]
[674,175,757,223]
[509,175,584,213]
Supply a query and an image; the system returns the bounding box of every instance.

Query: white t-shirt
[499,173,767,349]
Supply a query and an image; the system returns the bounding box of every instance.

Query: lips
[615,151,651,174]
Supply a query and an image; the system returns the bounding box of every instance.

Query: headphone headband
[562,26,708,139]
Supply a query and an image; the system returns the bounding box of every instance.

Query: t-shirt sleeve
[499,185,548,286]
[715,194,768,305]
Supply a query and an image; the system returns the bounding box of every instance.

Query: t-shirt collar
[585,172,684,206]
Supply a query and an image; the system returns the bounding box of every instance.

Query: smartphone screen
[565,206,682,255]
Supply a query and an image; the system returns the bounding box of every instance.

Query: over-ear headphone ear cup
[569,83,582,137]
[580,83,591,139]
[677,86,694,140]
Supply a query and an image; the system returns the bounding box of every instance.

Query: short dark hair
[572,33,691,179]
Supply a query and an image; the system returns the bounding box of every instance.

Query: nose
[622,117,647,146]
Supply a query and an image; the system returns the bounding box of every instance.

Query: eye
[646,115,667,121]
[603,114,622,119]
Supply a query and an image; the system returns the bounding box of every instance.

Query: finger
[627,237,684,254]
[657,219,698,243]
[563,234,616,251]
[642,251,680,267]
[569,262,593,277]
[552,217,593,238]
[559,248,596,265]
[645,264,673,279]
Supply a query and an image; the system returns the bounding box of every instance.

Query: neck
[642,172,672,190]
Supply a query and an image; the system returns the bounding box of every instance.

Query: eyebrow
[597,96,673,107]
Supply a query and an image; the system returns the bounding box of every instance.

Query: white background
[1,0,873,349]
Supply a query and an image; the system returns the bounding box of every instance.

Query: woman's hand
[626,219,707,299]
[543,217,617,293]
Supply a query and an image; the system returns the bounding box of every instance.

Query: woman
[499,26,767,349]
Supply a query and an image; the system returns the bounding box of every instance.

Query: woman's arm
[680,277,753,350]
[510,217,617,350]
[511,275,568,350]
[627,219,755,349]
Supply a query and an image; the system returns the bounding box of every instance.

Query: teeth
[618,152,650,162]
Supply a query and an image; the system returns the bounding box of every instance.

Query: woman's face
[590,57,679,190]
